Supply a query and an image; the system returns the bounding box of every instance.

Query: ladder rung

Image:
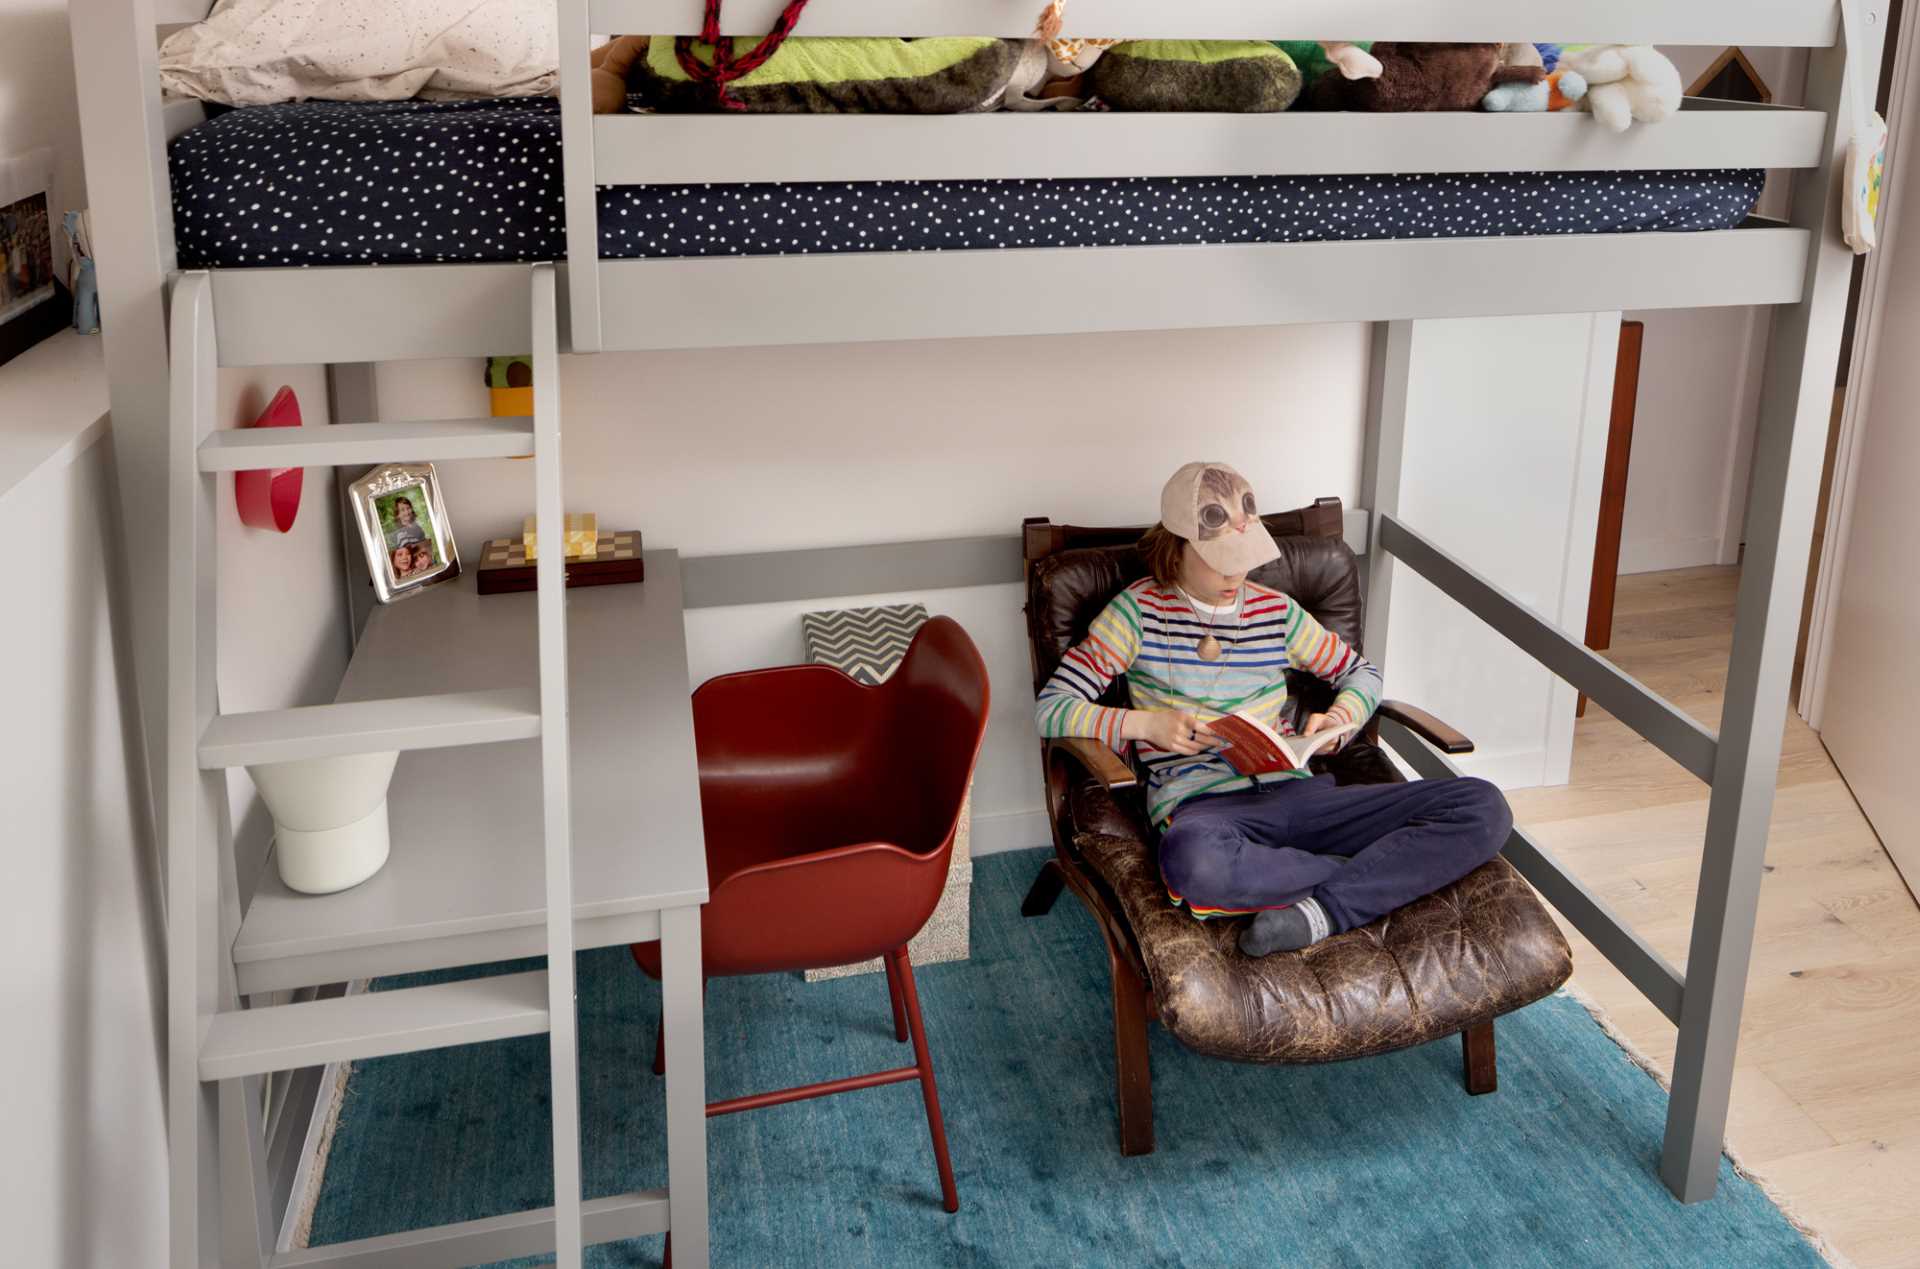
[270,1189,668,1268]
[199,971,550,1081]
[197,417,535,471]
[198,687,540,768]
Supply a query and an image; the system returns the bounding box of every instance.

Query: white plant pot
[248,751,400,894]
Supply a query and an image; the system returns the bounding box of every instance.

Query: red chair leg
[883,953,910,1043]
[890,947,959,1214]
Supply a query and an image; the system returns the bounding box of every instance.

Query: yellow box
[523,513,599,561]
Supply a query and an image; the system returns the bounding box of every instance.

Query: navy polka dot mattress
[169,98,1766,269]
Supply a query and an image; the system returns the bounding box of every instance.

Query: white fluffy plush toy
[1560,44,1682,132]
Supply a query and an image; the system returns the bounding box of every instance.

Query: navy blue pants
[1157,775,1512,932]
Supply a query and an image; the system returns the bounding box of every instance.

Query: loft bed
[68,1,1883,1268]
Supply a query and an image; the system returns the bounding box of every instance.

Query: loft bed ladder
[166,265,678,1268]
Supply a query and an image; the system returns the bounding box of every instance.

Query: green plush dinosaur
[632,37,1022,113]
[1091,41,1304,113]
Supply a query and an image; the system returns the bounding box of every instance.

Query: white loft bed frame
[69,1,1885,1267]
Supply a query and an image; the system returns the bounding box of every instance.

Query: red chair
[633,616,991,1226]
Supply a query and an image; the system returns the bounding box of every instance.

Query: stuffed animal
[1312,42,1542,112]
[1557,44,1682,132]
[1483,67,1590,114]
[1031,0,1378,104]
[631,37,1026,113]
[590,35,649,113]
[1090,41,1303,113]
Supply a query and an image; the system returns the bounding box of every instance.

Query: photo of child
[349,463,459,603]
[373,486,441,585]
[0,190,54,324]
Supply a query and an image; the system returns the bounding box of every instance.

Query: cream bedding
[159,0,559,106]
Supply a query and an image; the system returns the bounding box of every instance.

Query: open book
[1207,712,1360,776]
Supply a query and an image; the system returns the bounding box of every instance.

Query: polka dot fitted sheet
[169,97,1767,268]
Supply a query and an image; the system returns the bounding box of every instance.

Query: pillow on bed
[631,37,1021,113]
[159,0,558,106]
[1090,41,1302,112]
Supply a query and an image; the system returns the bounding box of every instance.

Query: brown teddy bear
[1310,42,1542,112]
[590,35,649,113]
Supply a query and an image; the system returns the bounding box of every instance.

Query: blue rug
[308,849,1824,1268]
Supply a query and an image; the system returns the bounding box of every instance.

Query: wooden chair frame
[1017,499,1496,1156]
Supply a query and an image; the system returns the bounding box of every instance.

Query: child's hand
[1125,710,1215,756]
[1303,712,1352,751]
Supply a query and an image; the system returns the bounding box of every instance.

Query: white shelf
[198,688,541,768]
[196,417,534,472]
[0,330,109,503]
[232,552,709,995]
[199,970,550,1081]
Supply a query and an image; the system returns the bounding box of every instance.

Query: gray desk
[234,550,709,1258]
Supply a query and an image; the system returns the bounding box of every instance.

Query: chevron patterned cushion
[801,603,931,686]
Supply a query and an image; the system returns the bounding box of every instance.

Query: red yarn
[674,0,814,111]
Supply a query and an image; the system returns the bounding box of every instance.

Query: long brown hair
[1138,524,1186,588]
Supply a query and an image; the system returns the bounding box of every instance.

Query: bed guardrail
[587,0,1842,47]
[592,98,1831,186]
[556,4,1845,353]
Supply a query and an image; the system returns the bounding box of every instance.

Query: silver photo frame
[349,463,460,603]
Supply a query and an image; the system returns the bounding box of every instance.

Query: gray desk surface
[233,551,708,991]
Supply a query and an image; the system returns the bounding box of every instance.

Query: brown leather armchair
[1019,497,1573,1156]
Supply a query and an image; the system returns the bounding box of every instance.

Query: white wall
[377,323,1373,851]
[379,312,1609,846]
[1621,45,1812,575]
[0,431,168,1266]
[213,367,351,901]
[1382,313,1617,789]
[376,324,1374,555]
[0,0,87,279]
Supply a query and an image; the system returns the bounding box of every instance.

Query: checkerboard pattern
[479,531,640,572]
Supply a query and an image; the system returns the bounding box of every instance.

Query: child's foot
[1239,898,1333,956]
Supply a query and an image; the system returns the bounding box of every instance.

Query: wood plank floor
[1506,565,1920,1269]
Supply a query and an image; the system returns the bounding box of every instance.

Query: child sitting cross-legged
[1034,461,1512,955]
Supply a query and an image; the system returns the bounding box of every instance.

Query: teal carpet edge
[305,848,1831,1268]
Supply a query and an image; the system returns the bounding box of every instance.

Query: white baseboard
[1617,535,1725,576]
[968,807,1052,857]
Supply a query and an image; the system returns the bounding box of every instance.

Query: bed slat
[588,0,1840,47]
[594,103,1827,188]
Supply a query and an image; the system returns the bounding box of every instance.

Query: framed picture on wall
[0,148,62,368]
[349,463,461,602]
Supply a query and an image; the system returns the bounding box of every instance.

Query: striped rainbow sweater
[1035,579,1382,829]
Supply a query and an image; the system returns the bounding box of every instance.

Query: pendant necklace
[1181,585,1242,663]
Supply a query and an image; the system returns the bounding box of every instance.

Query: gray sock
[1238,898,1333,957]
